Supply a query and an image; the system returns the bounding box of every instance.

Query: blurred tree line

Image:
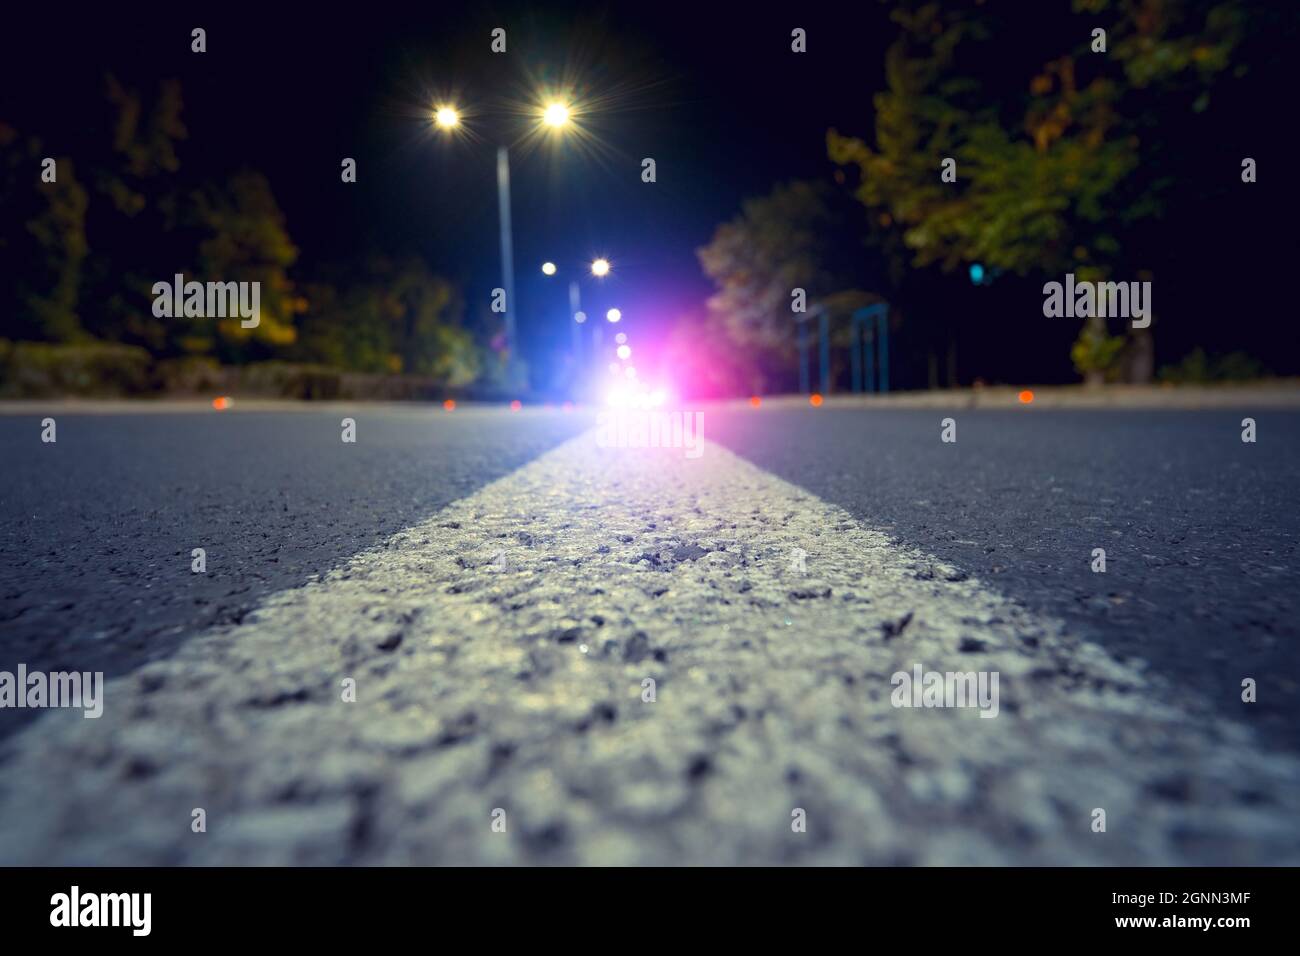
[0,75,479,387]
[694,181,880,393]
[697,0,1273,389]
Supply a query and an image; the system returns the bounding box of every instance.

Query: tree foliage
[828,0,1248,379]
[1,76,479,391]
[0,125,89,342]
[297,258,478,385]
[187,170,303,356]
[697,181,875,368]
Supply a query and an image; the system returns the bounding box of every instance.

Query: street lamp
[431,99,583,388]
[543,103,572,128]
[542,261,617,381]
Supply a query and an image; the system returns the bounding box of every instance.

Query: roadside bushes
[0,340,153,397]
[1158,349,1266,385]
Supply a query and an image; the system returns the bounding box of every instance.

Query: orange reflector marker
[749,396,761,408]
[509,400,522,412]
[1018,389,1034,404]
[809,393,823,407]
[443,399,456,411]
[212,396,231,411]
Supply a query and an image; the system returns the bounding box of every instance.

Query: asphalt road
[707,405,1300,755]
[0,407,587,734]
[1,403,1297,864]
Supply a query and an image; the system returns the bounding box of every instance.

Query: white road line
[1,432,1296,864]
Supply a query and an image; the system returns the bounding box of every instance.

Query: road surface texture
[1,405,1297,865]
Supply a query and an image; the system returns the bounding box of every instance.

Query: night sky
[4,2,1297,386]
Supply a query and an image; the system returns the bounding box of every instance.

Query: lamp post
[496,147,517,379]
[569,280,582,361]
[541,259,614,396]
[432,98,575,389]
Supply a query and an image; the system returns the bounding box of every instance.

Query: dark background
[2,1,1297,387]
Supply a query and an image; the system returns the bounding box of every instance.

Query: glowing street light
[574,311,587,323]
[428,95,590,389]
[543,103,571,128]
[591,258,610,277]
[616,344,632,360]
[606,308,621,323]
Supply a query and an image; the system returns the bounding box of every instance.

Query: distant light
[543,103,571,128]
[434,106,460,129]
[509,400,522,412]
[1018,389,1035,404]
[541,262,557,276]
[616,344,632,360]
[574,311,587,324]
[212,396,232,411]
[809,393,824,407]
[969,263,985,285]
[591,258,610,277]
[443,399,456,411]
[606,308,621,323]
[749,396,761,408]
[614,332,627,344]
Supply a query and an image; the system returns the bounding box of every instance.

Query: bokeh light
[543,102,571,127]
